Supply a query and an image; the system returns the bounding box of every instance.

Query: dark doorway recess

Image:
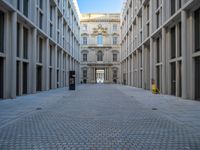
[171,62,176,96]
[37,66,42,91]
[23,62,28,94]
[195,57,200,100]
[16,61,20,96]
[0,58,4,98]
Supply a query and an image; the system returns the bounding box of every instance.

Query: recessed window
[156,11,160,29]
[113,37,118,45]
[97,34,103,45]
[83,69,87,78]
[39,12,43,29]
[0,11,4,53]
[113,24,117,31]
[83,37,87,45]
[50,6,53,21]
[17,23,20,57]
[23,0,29,17]
[171,26,176,59]
[113,54,117,62]
[17,0,20,10]
[156,38,160,63]
[195,8,200,52]
[39,38,43,63]
[97,51,103,61]
[49,45,53,66]
[113,69,118,78]
[23,27,28,59]
[83,24,87,31]
[171,0,176,16]
[39,0,43,10]
[83,53,87,62]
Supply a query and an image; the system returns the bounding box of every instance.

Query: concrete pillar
[54,46,58,88]
[181,11,187,99]
[9,12,17,98]
[142,45,145,89]
[150,38,153,90]
[162,28,166,94]
[44,38,49,90]
[30,28,37,93]
[136,50,140,87]
[61,50,63,87]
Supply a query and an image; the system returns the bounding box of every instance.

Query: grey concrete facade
[80,14,121,84]
[0,0,80,99]
[121,0,200,100]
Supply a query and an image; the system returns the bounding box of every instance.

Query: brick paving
[0,84,200,149]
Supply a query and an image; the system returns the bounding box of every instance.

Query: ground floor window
[0,57,4,98]
[0,11,4,53]
[171,62,176,96]
[37,65,42,91]
[195,57,200,100]
[49,68,52,89]
[16,61,20,96]
[23,62,28,94]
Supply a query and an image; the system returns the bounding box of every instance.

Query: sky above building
[77,0,124,13]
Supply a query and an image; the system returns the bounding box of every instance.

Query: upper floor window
[97,34,103,45]
[83,24,87,31]
[171,0,176,16]
[0,11,4,53]
[113,69,118,78]
[113,24,117,31]
[23,0,29,17]
[39,0,43,9]
[195,8,200,52]
[113,54,117,62]
[83,69,87,78]
[23,27,28,59]
[83,37,87,45]
[113,37,118,45]
[50,5,53,21]
[97,51,103,61]
[83,53,87,62]
[156,0,159,9]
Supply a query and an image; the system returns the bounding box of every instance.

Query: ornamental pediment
[81,33,89,36]
[112,33,119,36]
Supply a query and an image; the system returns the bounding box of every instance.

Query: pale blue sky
[77,0,123,13]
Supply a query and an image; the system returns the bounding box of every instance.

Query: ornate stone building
[121,0,200,100]
[80,14,121,84]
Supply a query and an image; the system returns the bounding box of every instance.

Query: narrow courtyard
[0,84,200,149]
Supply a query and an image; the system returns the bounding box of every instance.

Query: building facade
[0,0,80,99]
[80,14,121,84]
[121,0,200,100]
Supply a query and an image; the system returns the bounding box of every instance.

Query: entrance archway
[96,69,104,83]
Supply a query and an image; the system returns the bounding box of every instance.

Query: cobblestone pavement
[0,84,200,150]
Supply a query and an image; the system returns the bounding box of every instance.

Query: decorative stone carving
[91,24,108,36]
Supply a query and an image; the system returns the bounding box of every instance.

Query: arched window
[83,53,87,62]
[97,51,103,61]
[97,33,103,46]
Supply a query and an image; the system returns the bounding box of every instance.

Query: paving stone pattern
[0,84,200,149]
